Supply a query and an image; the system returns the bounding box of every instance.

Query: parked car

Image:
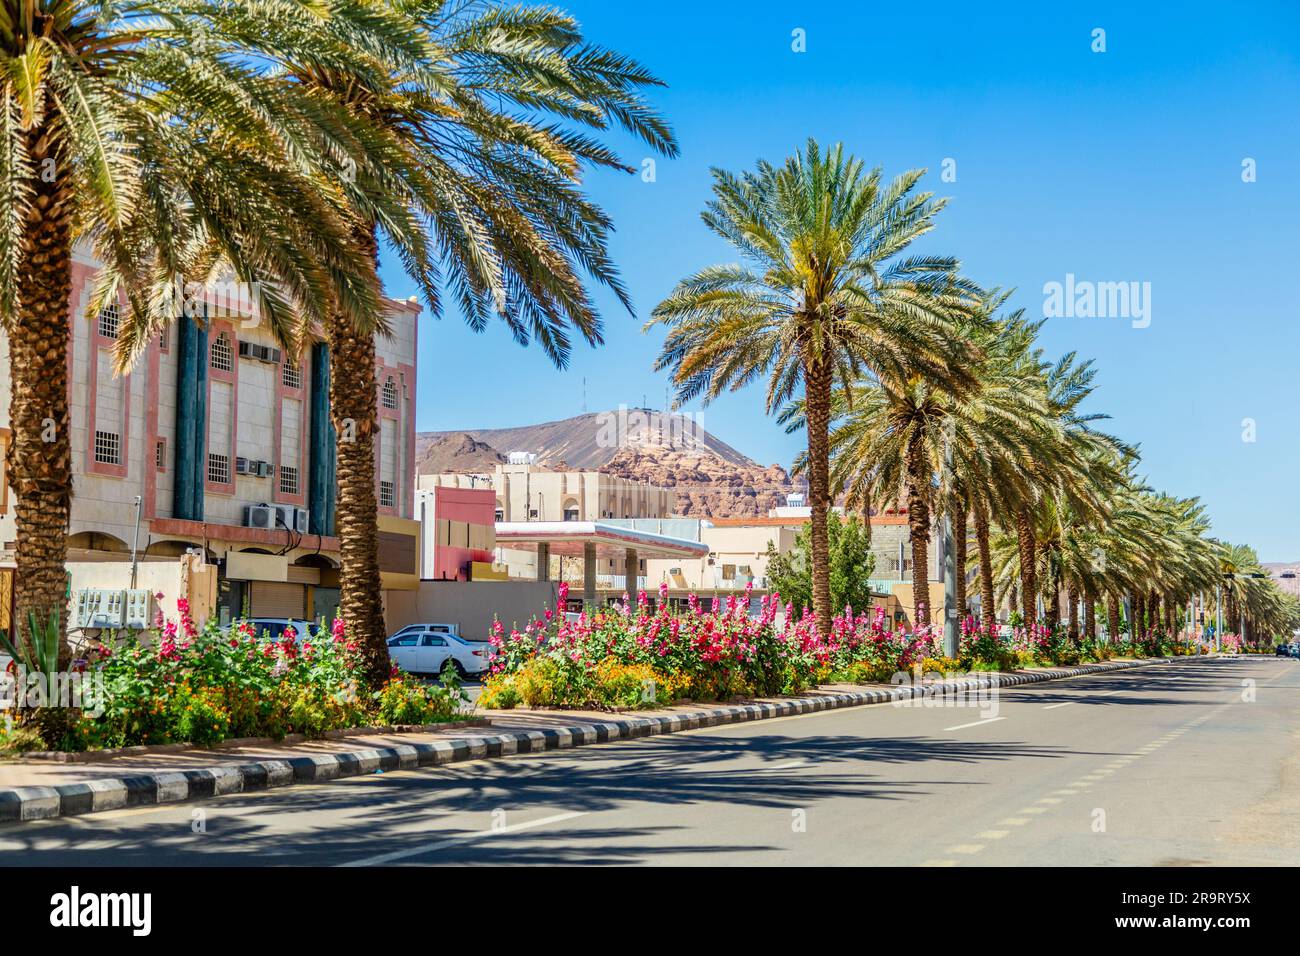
[386,623,490,677]
[1276,643,1291,656]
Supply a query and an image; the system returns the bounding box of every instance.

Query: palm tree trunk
[974,502,996,634]
[953,501,968,618]
[9,123,74,666]
[803,357,833,638]
[327,222,389,687]
[1050,568,1062,630]
[1084,587,1097,639]
[1133,593,1145,639]
[1106,593,1120,643]
[1067,587,1079,641]
[905,431,931,628]
[1149,591,1161,636]
[1015,508,1037,626]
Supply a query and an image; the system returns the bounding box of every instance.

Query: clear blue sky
[378,0,1300,561]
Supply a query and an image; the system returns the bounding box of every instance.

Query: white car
[386,624,490,677]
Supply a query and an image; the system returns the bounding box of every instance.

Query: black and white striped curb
[0,656,1180,824]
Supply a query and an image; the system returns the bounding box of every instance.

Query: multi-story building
[0,246,422,628]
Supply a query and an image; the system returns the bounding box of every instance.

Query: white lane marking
[751,760,807,773]
[1043,702,1075,710]
[944,717,1006,731]
[338,811,587,867]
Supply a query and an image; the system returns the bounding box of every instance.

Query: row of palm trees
[1,0,675,683]
[650,139,1298,644]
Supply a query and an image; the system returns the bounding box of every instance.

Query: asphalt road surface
[2,656,1296,866]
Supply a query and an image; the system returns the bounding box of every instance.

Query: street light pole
[129,494,143,589]
[1215,583,1222,653]
[941,426,958,657]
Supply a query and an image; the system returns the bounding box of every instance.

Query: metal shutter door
[250,581,307,619]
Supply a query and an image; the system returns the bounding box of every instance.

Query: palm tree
[115,0,678,686]
[649,140,977,636]
[1,0,383,665]
[300,1,676,686]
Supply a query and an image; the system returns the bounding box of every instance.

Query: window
[155,439,166,472]
[97,304,120,339]
[210,332,233,372]
[388,634,419,647]
[208,452,230,484]
[421,635,448,647]
[379,480,395,508]
[494,509,504,521]
[279,464,299,496]
[281,359,302,390]
[93,430,121,465]
[381,376,398,409]
[564,507,580,521]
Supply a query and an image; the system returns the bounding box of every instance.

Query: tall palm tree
[117,0,678,686]
[649,140,977,636]
[1,0,382,664]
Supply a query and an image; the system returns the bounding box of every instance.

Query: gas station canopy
[494,521,708,560]
[494,521,708,607]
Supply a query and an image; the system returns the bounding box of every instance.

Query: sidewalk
[0,657,1179,822]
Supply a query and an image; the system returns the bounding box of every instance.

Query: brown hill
[417,432,505,473]
[416,408,756,471]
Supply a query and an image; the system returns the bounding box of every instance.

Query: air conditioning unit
[75,589,127,629]
[235,457,253,476]
[293,508,310,534]
[123,589,153,629]
[244,503,276,529]
[255,460,273,478]
[263,347,282,365]
[237,340,257,359]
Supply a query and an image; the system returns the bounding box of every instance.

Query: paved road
[2,656,1297,866]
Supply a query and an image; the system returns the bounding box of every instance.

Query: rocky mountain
[599,446,800,518]
[415,409,803,518]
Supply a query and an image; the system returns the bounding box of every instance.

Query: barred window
[97,303,120,339]
[281,359,302,390]
[94,430,121,465]
[379,480,395,508]
[279,464,300,496]
[210,332,233,372]
[208,452,230,484]
[155,439,166,471]
[381,376,398,409]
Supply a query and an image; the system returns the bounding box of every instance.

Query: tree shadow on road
[2,731,1084,866]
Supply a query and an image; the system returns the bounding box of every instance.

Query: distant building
[419,460,672,522]
[414,485,496,581]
